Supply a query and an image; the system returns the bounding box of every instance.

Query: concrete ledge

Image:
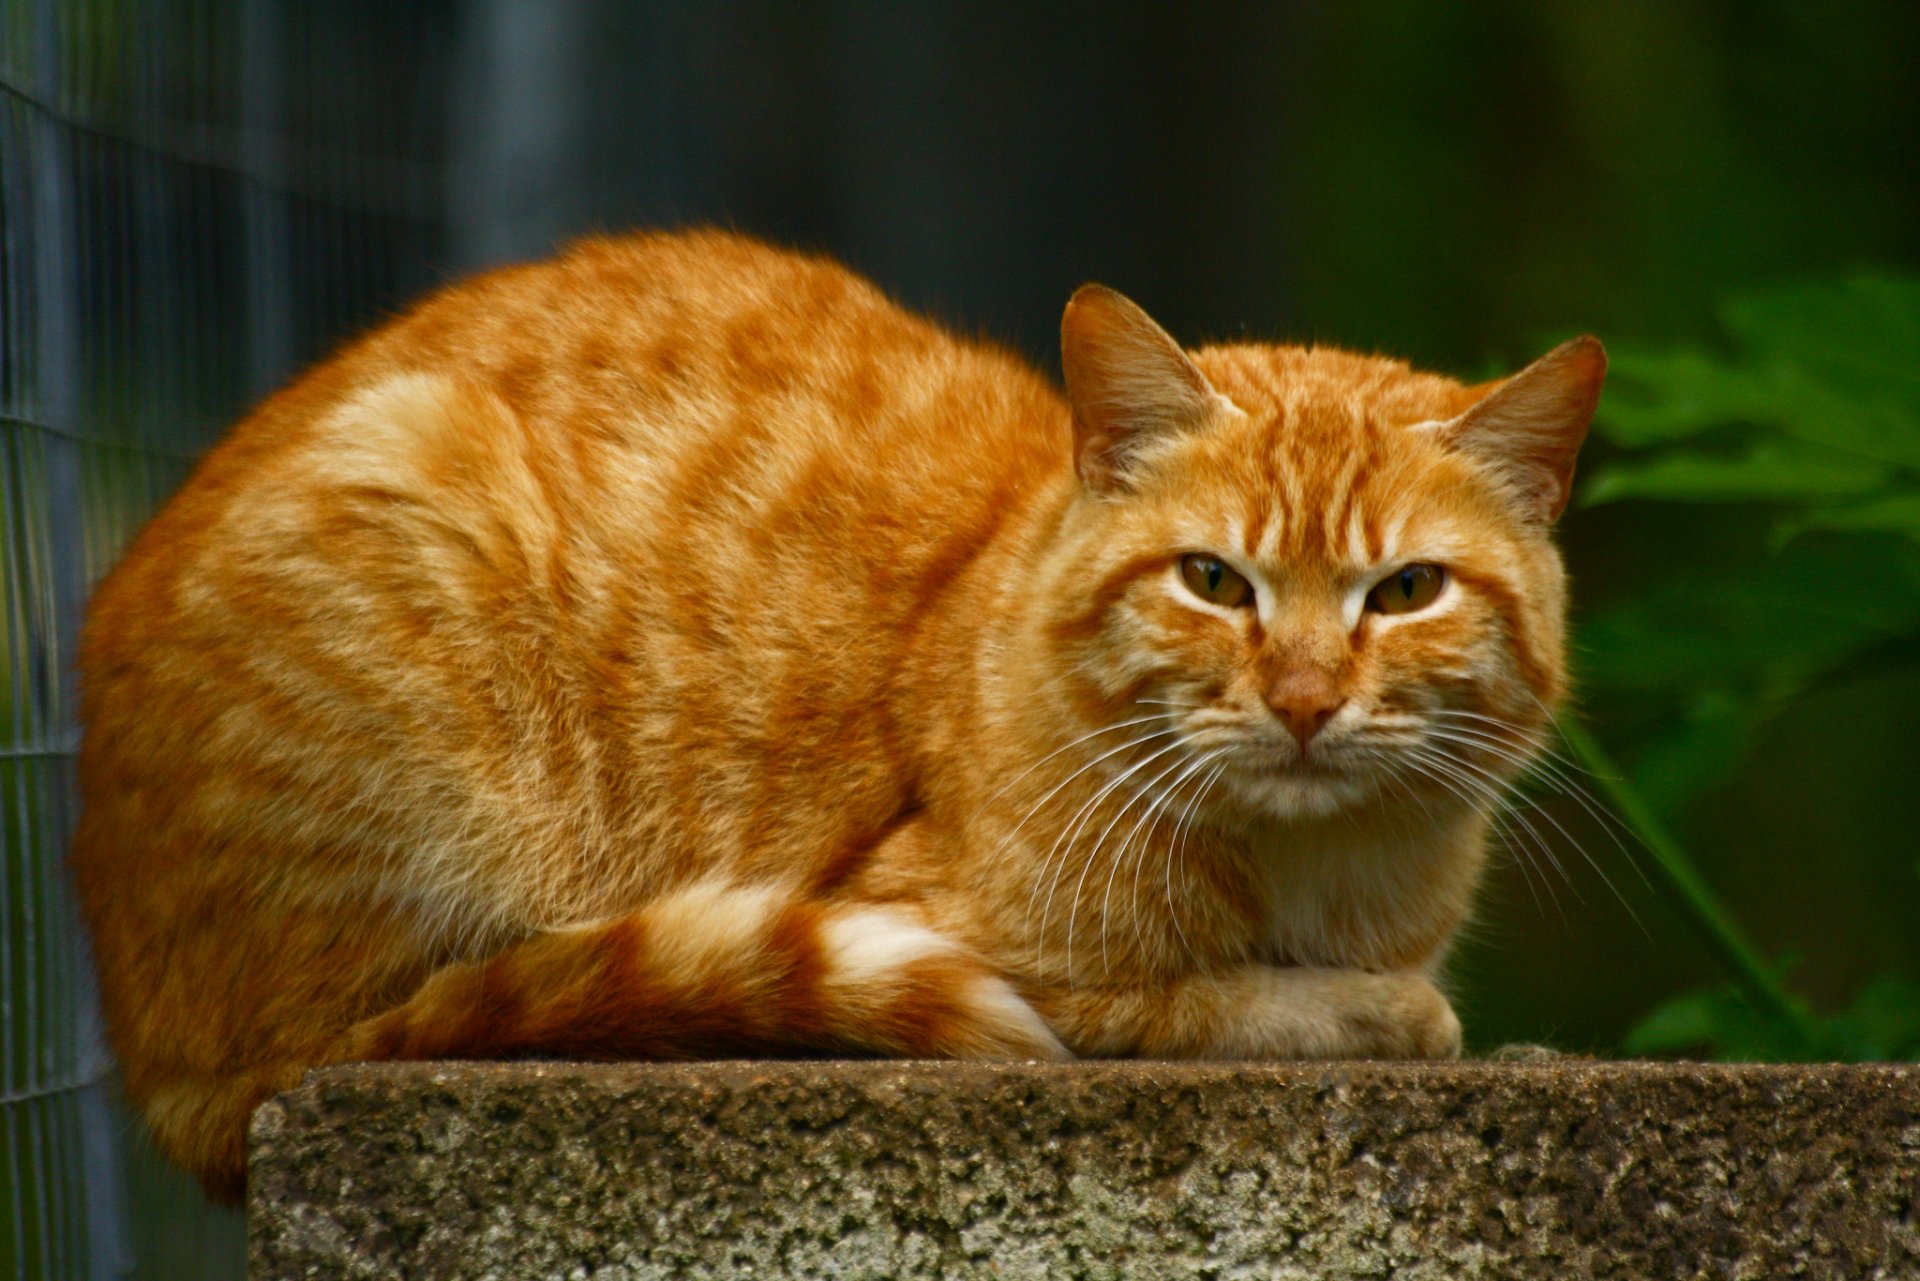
[249,1060,1920,1279]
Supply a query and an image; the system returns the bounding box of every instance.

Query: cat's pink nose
[1265,671,1345,749]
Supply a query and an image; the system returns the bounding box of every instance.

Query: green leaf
[1593,276,1920,469]
[1836,979,1920,1060]
[1622,986,1820,1060]
[1720,277,1920,407]
[1596,350,1786,447]
[1568,274,1920,1063]
[1626,980,1920,1063]
[1758,371,1920,470]
[1581,438,1893,507]
[1622,990,1732,1054]
[1573,534,1920,699]
[1781,491,1920,542]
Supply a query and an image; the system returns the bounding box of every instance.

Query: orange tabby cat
[74,230,1602,1202]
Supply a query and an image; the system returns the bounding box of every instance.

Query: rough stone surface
[249,1060,1920,1280]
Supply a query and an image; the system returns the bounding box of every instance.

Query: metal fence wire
[1,2,452,1275]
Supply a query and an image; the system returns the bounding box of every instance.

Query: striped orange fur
[73,230,1602,1202]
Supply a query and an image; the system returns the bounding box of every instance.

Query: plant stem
[1556,715,1824,1043]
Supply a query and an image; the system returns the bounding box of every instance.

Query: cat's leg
[1038,964,1461,1060]
[331,881,1071,1065]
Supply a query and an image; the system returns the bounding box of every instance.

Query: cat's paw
[1306,968,1460,1060]
[1373,973,1462,1059]
[1208,965,1462,1061]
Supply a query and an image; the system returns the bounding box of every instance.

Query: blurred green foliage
[1571,275,1920,1059]
[1625,978,1920,1062]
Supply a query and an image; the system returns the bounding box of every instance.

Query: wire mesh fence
[1,2,451,1274]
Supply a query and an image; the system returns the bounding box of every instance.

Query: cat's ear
[1061,284,1230,492]
[1442,335,1606,523]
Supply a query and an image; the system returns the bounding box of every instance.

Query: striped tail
[334,882,1070,1065]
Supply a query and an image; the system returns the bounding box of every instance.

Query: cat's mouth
[1218,743,1380,819]
[1229,744,1352,778]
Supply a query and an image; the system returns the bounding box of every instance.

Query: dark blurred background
[5,2,1917,1275]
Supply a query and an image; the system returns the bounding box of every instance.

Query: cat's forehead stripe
[1232,408,1403,569]
[1343,506,1372,567]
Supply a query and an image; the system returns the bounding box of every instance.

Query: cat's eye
[1366,563,1446,615]
[1179,554,1254,608]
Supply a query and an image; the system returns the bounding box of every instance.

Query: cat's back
[351,228,1009,456]
[94,230,1065,615]
[85,230,1046,656]
[79,231,1066,914]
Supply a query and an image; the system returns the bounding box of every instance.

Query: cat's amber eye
[1179,554,1254,608]
[1367,563,1447,615]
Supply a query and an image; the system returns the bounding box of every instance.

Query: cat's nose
[1265,670,1346,749]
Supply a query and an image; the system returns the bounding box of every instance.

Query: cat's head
[1039,285,1602,822]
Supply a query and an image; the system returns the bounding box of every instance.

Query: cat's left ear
[1442,335,1606,523]
[1061,285,1233,492]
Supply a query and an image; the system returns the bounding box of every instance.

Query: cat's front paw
[1209,966,1462,1061]
[1377,973,1462,1059]
[1316,969,1461,1060]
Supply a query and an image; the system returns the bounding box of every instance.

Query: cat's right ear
[1061,285,1230,492]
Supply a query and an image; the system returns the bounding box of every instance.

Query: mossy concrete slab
[249,1060,1920,1279]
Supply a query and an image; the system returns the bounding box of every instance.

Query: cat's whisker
[1476,703,1659,894]
[1000,724,1180,857]
[1134,748,1230,962]
[1410,743,1554,849]
[1400,744,1574,897]
[1386,749,1561,916]
[1066,741,1199,983]
[1018,728,1186,949]
[1033,735,1191,983]
[1382,745,1559,918]
[1427,706,1587,774]
[1490,807,1562,921]
[1415,723,1649,898]
[1410,723,1590,821]
[1421,720,1651,883]
[1104,748,1218,977]
[1421,715,1605,804]
[1516,695,1628,783]
[1396,744,1562,920]
[1416,729,1557,790]
[1509,694,1658,892]
[976,713,1178,822]
[1164,759,1228,968]
[1416,740,1646,935]
[1090,758,1189,978]
[1365,750,1443,831]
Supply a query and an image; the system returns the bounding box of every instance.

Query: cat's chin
[1223,761,1380,821]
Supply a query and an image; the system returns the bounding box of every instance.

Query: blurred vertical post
[448,0,590,268]
[242,3,294,399]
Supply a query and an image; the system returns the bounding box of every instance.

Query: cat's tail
[150,882,1068,1203]
[335,881,1070,1065]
